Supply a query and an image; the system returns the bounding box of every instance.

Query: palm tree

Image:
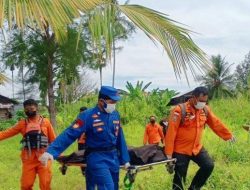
[1,0,210,125]
[197,55,235,98]
[1,0,209,77]
[125,81,152,100]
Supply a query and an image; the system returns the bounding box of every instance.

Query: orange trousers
[20,149,52,190]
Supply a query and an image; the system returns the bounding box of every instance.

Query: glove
[124,162,131,170]
[39,152,54,166]
[227,136,236,143]
[166,155,172,160]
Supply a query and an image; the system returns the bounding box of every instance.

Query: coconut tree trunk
[47,55,57,127]
[112,39,116,87]
[21,64,26,101]
[11,65,15,99]
[44,23,57,128]
[99,66,103,86]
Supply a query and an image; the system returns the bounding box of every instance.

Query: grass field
[1,96,250,190]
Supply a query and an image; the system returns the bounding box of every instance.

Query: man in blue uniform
[39,86,130,190]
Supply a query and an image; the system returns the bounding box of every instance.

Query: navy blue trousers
[86,168,119,190]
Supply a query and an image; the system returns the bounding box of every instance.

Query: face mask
[150,120,155,124]
[103,100,116,113]
[194,102,206,110]
[25,111,37,118]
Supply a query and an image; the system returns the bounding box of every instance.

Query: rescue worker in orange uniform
[0,99,56,190]
[165,87,235,190]
[143,116,164,145]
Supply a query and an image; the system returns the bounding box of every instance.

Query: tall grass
[0,95,250,189]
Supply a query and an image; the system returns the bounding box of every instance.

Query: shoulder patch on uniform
[93,122,104,127]
[113,120,120,124]
[73,119,84,129]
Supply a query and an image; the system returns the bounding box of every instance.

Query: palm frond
[0,72,10,84]
[0,0,108,41]
[117,4,210,80]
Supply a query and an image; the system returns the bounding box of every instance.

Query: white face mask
[103,101,116,113]
[194,102,206,110]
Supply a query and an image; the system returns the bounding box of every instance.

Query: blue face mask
[103,100,116,113]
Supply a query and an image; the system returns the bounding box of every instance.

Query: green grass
[1,96,250,189]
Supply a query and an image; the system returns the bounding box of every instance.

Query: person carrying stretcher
[143,115,164,145]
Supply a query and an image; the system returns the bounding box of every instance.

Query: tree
[2,31,28,101]
[149,88,178,117]
[57,71,96,104]
[1,1,210,77]
[1,0,211,125]
[198,55,235,99]
[111,0,135,87]
[2,26,88,127]
[234,51,250,92]
[125,81,152,100]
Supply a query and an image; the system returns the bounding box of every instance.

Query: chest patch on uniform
[73,119,84,129]
[113,120,120,124]
[92,114,99,118]
[97,127,104,132]
[93,122,104,127]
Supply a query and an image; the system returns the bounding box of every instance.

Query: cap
[99,86,121,101]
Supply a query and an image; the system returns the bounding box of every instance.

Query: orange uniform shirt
[165,101,233,156]
[0,116,56,144]
[143,123,164,145]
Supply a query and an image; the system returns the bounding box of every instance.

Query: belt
[85,146,117,156]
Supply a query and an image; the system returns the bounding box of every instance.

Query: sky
[1,0,250,98]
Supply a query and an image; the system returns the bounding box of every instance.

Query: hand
[124,162,131,170]
[166,162,175,174]
[166,155,172,160]
[227,136,236,143]
[39,152,54,166]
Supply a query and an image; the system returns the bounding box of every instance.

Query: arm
[206,106,233,140]
[116,126,130,165]
[143,125,148,145]
[158,125,165,143]
[0,122,22,141]
[165,106,181,157]
[45,119,57,143]
[46,117,86,159]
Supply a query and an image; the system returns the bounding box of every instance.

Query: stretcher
[56,149,176,190]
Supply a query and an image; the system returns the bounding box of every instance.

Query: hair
[98,93,111,100]
[23,99,38,107]
[192,86,209,97]
[80,106,87,112]
[149,115,156,120]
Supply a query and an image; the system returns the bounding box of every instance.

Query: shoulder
[171,105,182,115]
[78,108,95,120]
[16,119,26,126]
[112,110,120,117]
[42,117,53,126]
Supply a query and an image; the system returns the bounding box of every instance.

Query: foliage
[1,1,210,80]
[124,81,152,100]
[234,51,250,92]
[148,88,178,118]
[198,54,235,99]
[1,92,250,189]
